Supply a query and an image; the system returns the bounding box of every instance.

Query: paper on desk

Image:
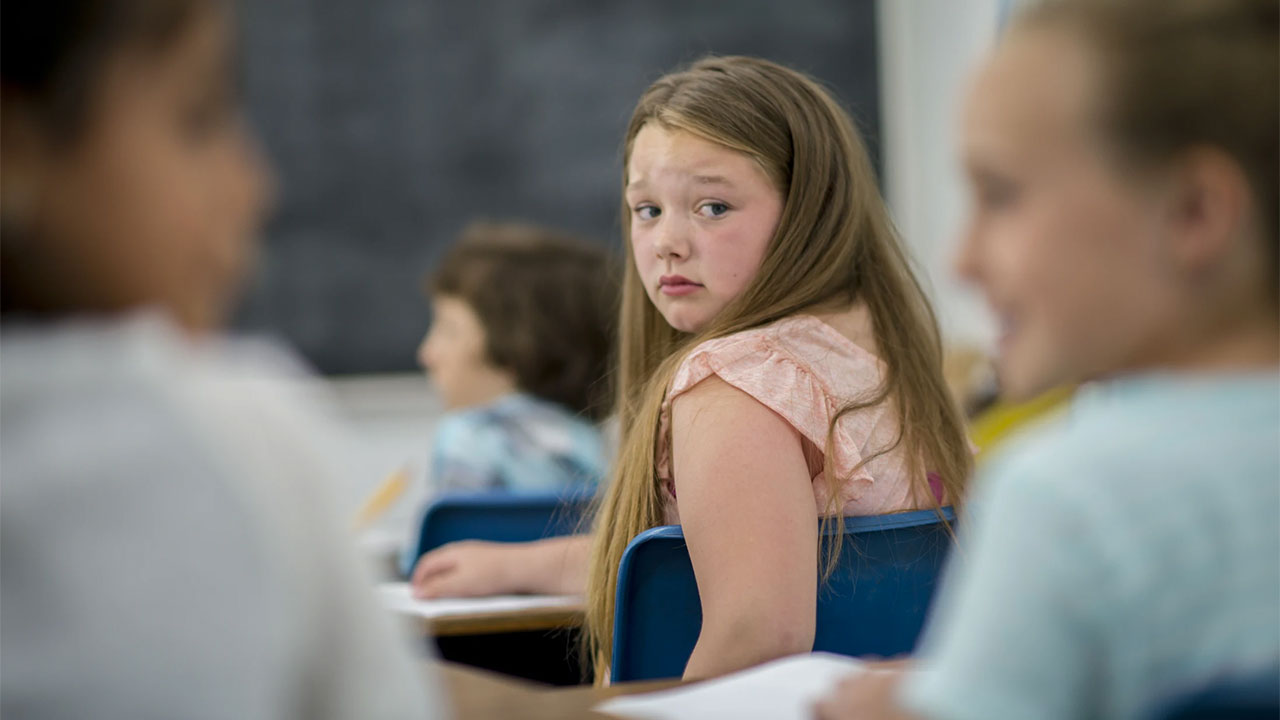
[595,652,867,720]
[377,582,580,619]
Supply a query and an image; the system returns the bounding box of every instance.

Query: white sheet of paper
[595,652,867,720]
[376,582,580,619]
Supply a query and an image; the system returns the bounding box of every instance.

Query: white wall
[878,0,1005,351]
[329,373,441,561]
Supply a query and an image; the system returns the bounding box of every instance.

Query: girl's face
[417,295,516,410]
[625,124,784,334]
[955,30,1188,400]
[7,4,270,333]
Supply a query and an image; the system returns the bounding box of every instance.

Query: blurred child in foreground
[817,1,1279,718]
[1,1,446,717]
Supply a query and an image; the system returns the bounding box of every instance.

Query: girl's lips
[660,283,702,296]
[658,275,704,297]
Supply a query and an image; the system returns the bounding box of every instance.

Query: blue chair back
[409,489,594,565]
[610,507,956,682]
[1151,665,1279,720]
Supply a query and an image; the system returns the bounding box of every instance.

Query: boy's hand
[409,540,522,598]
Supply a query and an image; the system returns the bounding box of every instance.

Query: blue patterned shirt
[429,393,606,492]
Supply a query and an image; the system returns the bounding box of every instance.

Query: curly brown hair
[427,221,618,422]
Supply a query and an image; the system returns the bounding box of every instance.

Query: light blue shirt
[903,372,1280,720]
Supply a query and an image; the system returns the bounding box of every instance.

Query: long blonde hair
[584,56,973,680]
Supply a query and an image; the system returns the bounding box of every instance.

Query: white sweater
[0,312,447,719]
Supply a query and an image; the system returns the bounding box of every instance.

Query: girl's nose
[653,217,691,260]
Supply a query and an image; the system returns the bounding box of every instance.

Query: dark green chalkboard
[235,0,880,374]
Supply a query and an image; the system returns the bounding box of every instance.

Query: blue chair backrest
[610,507,956,682]
[1150,665,1279,720]
[409,489,594,565]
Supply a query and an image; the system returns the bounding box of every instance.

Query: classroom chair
[610,507,956,682]
[1150,665,1280,720]
[408,489,594,571]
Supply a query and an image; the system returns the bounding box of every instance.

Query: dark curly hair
[1,0,208,140]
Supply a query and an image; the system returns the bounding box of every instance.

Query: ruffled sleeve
[655,321,892,514]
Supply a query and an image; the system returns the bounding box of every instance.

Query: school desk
[436,661,682,720]
[384,587,587,684]
[430,602,585,684]
[380,584,585,637]
[417,600,584,637]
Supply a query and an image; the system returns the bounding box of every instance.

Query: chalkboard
[235,0,881,374]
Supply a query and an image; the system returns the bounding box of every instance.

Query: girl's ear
[1163,147,1253,278]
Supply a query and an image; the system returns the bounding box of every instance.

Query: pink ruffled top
[656,314,928,524]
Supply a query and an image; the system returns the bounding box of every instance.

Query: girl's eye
[697,202,730,218]
[634,205,661,220]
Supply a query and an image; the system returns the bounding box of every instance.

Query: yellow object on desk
[352,467,410,532]
[970,386,1075,461]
